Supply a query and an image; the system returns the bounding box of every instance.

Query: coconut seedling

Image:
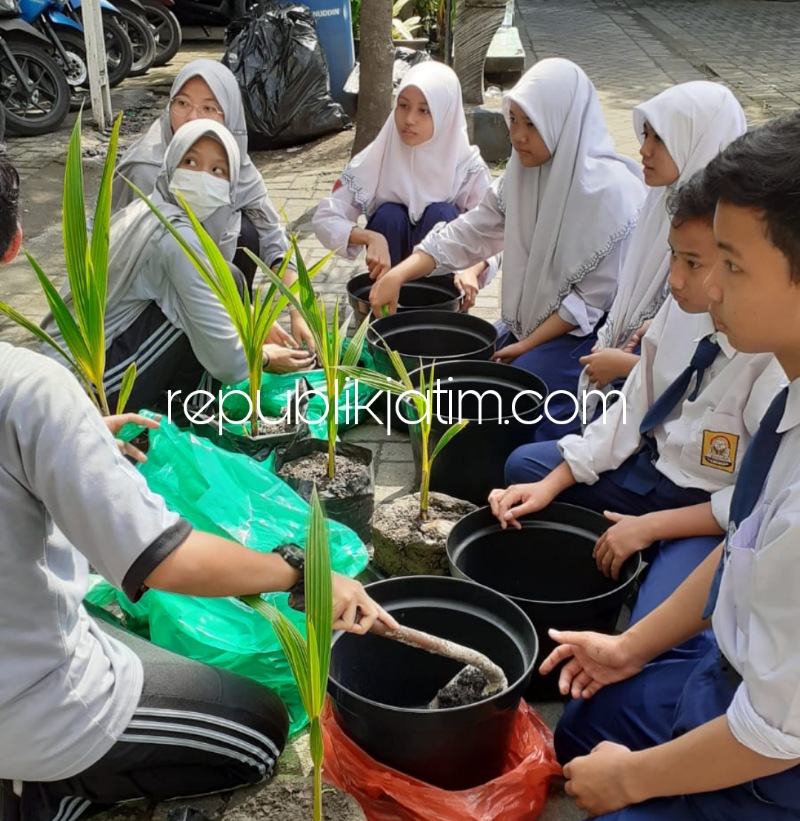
[0,114,138,415]
[253,239,371,480]
[241,489,332,821]
[340,347,468,521]
[127,185,312,438]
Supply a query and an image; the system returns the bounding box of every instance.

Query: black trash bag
[223,2,351,150]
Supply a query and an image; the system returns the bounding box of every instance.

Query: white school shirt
[558,297,786,528]
[418,178,627,336]
[312,168,500,286]
[714,377,800,759]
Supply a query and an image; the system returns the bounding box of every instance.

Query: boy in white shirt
[489,170,784,632]
[538,110,800,820]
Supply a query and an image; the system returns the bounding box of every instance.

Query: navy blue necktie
[640,335,721,435]
[702,386,790,618]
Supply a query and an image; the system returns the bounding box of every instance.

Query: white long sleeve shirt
[418,178,625,336]
[312,169,501,286]
[558,296,786,528]
[714,377,800,759]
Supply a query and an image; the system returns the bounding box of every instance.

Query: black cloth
[18,615,289,821]
[232,213,260,293]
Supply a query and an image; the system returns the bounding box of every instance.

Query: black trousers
[232,214,259,293]
[15,616,289,821]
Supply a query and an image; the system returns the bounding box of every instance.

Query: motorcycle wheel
[142,1,181,66]
[0,41,70,136]
[118,9,156,76]
[101,12,134,87]
[51,29,91,111]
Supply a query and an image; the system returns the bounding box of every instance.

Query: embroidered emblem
[701,430,739,473]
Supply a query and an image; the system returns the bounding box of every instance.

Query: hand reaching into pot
[331,574,399,634]
[593,511,654,580]
[104,412,160,463]
[454,266,480,311]
[263,343,316,373]
[488,481,557,530]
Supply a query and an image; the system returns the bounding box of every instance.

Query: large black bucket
[407,360,547,505]
[347,272,462,323]
[327,575,538,790]
[447,504,643,700]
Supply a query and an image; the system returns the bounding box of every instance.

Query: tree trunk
[351,0,394,156]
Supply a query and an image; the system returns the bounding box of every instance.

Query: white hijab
[43,121,241,344]
[113,59,259,246]
[596,81,747,350]
[340,61,487,223]
[499,58,646,339]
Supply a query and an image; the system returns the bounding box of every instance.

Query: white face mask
[168,168,231,221]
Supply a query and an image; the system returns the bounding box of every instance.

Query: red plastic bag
[321,699,562,821]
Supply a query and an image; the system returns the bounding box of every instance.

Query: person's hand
[290,311,316,354]
[263,343,315,374]
[539,629,646,699]
[104,412,161,463]
[624,320,651,354]
[365,233,392,280]
[593,511,654,580]
[488,482,555,530]
[563,742,638,816]
[492,341,526,364]
[266,323,298,348]
[454,268,480,311]
[579,349,632,388]
[370,270,404,317]
[331,573,400,633]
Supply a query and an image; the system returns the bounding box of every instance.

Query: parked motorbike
[141,0,179,66]
[69,0,154,76]
[171,0,248,30]
[0,15,70,135]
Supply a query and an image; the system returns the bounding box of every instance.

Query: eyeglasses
[169,96,224,119]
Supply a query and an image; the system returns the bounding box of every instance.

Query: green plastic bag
[219,345,379,440]
[87,417,368,735]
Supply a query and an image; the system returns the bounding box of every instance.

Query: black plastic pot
[368,309,497,374]
[407,360,547,505]
[274,438,374,543]
[347,272,462,323]
[328,575,538,790]
[192,418,307,462]
[447,504,643,700]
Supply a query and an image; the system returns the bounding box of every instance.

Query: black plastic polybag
[223,3,350,150]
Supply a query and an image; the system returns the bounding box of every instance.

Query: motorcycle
[19,0,133,109]
[0,15,70,135]
[141,0,180,67]
[68,0,155,76]
[170,0,248,31]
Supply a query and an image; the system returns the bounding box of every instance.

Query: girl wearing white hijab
[45,121,314,412]
[370,58,646,441]
[578,81,747,396]
[112,60,313,350]
[313,61,495,307]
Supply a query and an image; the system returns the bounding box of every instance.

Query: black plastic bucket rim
[328,575,538,713]
[447,503,643,607]
[406,359,548,424]
[367,310,498,363]
[347,272,462,316]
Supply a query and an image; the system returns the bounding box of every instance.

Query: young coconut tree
[126,184,312,438]
[340,348,468,520]
[0,114,138,415]
[252,240,371,480]
[240,488,332,821]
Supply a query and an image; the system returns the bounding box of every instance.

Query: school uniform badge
[701,430,739,473]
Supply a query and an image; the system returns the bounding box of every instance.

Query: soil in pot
[372,491,477,576]
[224,779,366,821]
[275,439,375,543]
[447,503,643,700]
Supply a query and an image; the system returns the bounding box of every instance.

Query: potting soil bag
[222,2,350,150]
[86,417,368,736]
[321,699,561,821]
